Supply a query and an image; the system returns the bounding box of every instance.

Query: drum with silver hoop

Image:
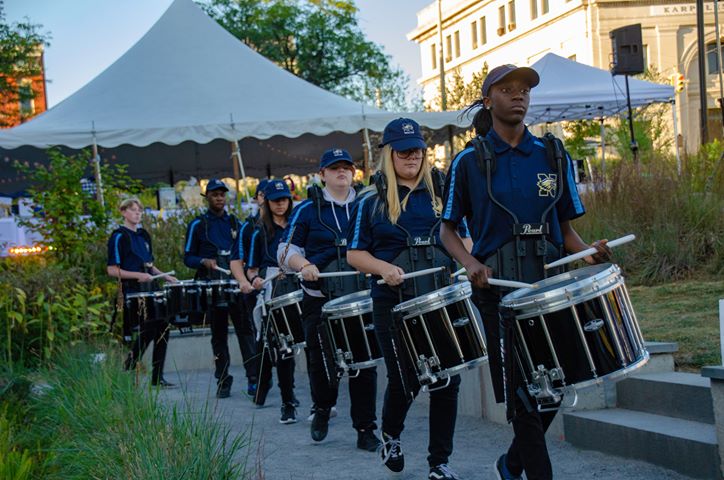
[164,280,205,316]
[205,279,236,309]
[392,281,487,387]
[321,290,382,372]
[266,289,305,358]
[125,290,168,326]
[500,263,648,408]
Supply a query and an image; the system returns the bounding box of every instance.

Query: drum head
[392,282,472,319]
[500,263,623,317]
[321,290,372,319]
[266,289,303,309]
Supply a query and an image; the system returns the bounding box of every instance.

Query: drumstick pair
[149,270,175,281]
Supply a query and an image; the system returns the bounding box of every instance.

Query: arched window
[706,41,724,74]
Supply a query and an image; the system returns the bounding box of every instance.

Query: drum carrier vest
[468,132,568,285]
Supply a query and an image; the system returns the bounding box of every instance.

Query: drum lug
[416,355,440,386]
[529,365,563,407]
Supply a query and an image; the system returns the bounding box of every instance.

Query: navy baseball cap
[255,178,269,198]
[264,179,292,201]
[205,178,229,194]
[482,64,540,97]
[320,148,354,169]
[378,118,426,151]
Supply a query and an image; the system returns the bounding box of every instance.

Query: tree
[426,63,488,112]
[201,0,413,110]
[0,11,50,127]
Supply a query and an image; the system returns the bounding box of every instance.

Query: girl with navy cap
[246,179,298,423]
[278,148,380,451]
[347,118,468,480]
[440,64,611,480]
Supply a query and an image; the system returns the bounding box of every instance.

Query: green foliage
[203,0,413,109]
[15,149,142,268]
[562,119,600,161]
[428,64,488,112]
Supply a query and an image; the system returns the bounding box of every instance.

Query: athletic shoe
[356,429,382,452]
[246,383,257,397]
[151,378,177,389]
[311,408,330,442]
[493,454,522,480]
[429,463,461,480]
[379,432,404,473]
[307,404,317,422]
[291,394,300,407]
[279,403,297,424]
[330,406,337,418]
[216,375,233,399]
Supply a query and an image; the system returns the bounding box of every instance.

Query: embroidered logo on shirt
[537,173,557,197]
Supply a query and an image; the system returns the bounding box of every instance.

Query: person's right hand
[300,264,320,282]
[252,276,264,290]
[239,281,253,294]
[381,265,405,286]
[463,259,493,289]
[137,272,154,283]
[201,258,218,270]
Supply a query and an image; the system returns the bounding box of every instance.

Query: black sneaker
[310,408,330,442]
[493,454,522,480]
[429,463,461,480]
[356,428,382,452]
[379,432,404,473]
[151,378,177,389]
[291,393,300,408]
[280,403,297,424]
[307,404,317,422]
[216,375,233,399]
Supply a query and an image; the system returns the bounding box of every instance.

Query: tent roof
[526,53,674,124]
[0,0,463,150]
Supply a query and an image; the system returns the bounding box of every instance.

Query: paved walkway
[160,366,694,480]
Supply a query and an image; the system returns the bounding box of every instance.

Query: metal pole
[599,118,606,179]
[714,0,724,136]
[232,140,251,204]
[437,0,447,111]
[91,123,105,208]
[671,100,682,175]
[696,0,710,145]
[624,75,639,165]
[362,127,372,181]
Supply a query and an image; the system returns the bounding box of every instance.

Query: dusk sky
[4,0,433,107]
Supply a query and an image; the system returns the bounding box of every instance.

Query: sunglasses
[395,148,425,159]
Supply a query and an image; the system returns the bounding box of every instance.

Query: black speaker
[610,24,644,75]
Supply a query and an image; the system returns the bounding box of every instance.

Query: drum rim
[266,289,304,308]
[206,279,237,286]
[567,349,649,391]
[322,290,372,318]
[392,281,472,318]
[347,357,384,370]
[126,291,166,299]
[500,263,622,314]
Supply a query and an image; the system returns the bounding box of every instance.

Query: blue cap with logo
[378,118,426,151]
[482,64,540,97]
[255,178,269,198]
[264,179,292,201]
[320,148,354,169]
[205,178,229,194]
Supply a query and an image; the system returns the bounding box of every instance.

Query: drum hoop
[322,290,372,319]
[568,350,649,391]
[126,291,165,299]
[266,289,304,308]
[206,279,236,286]
[164,280,200,289]
[392,282,472,318]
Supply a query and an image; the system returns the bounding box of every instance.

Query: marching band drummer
[183,179,259,399]
[347,118,470,480]
[246,179,298,424]
[439,64,611,480]
[278,148,380,451]
[107,197,178,388]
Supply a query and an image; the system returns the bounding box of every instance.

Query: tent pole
[599,118,606,180]
[91,126,105,208]
[231,139,251,204]
[671,100,682,175]
[363,127,373,181]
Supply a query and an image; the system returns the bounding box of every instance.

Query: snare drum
[164,280,205,316]
[125,290,168,326]
[500,263,648,405]
[205,280,236,308]
[392,282,487,387]
[266,289,305,358]
[321,290,382,372]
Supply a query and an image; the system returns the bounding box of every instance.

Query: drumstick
[149,270,175,281]
[213,266,231,275]
[456,275,534,289]
[544,234,636,270]
[376,266,445,285]
[295,270,361,279]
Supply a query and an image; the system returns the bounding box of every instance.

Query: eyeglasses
[497,86,530,96]
[395,148,425,159]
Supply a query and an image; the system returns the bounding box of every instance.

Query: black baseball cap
[482,64,540,97]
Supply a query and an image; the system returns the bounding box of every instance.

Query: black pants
[472,288,556,480]
[373,297,460,468]
[256,338,296,405]
[210,303,259,383]
[125,319,170,384]
[302,294,377,431]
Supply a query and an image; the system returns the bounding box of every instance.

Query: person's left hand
[584,239,612,264]
[165,275,179,283]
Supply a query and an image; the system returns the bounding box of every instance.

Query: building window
[18,83,35,116]
[706,42,724,74]
[454,30,461,58]
[480,16,488,44]
[471,21,478,49]
[445,34,452,62]
[498,6,506,36]
[541,0,549,14]
[508,1,517,31]
[530,0,538,20]
[431,43,437,70]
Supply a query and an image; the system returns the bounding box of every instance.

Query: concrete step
[564,408,719,479]
[617,372,714,424]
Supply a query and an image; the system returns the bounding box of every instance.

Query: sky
[3,0,432,108]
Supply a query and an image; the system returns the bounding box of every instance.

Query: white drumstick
[456,274,536,289]
[296,270,361,279]
[149,270,175,281]
[452,267,466,277]
[214,266,231,275]
[544,234,636,270]
[376,266,445,285]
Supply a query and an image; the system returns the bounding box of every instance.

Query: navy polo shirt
[283,196,354,270]
[442,127,585,261]
[107,227,153,292]
[248,223,286,270]
[184,211,239,270]
[347,184,468,300]
[230,219,254,264]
